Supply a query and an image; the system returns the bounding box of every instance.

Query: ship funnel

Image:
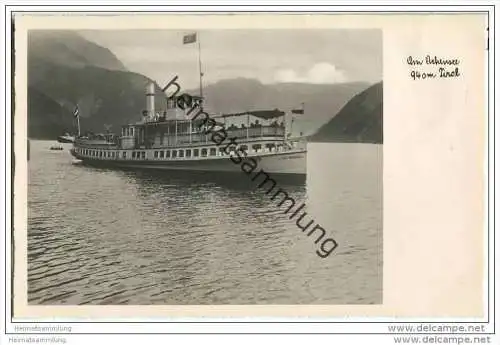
[146,82,155,119]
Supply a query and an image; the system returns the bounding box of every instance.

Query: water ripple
[27,140,382,305]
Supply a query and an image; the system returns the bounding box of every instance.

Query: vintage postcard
[9,10,488,325]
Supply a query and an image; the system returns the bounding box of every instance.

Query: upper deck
[74,84,297,151]
[117,102,289,150]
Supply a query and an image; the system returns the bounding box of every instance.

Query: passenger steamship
[70,32,306,175]
[70,83,307,175]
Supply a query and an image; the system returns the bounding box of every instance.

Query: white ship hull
[71,149,307,175]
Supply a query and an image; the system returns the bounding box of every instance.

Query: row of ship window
[75,146,264,160]
[154,147,216,158]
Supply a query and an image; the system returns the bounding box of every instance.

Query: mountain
[28,31,127,74]
[308,82,383,144]
[188,78,369,136]
[27,30,372,140]
[28,30,165,139]
[28,86,74,139]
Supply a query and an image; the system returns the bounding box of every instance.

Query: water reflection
[124,168,305,189]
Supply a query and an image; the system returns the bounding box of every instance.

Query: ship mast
[73,104,81,137]
[77,115,81,137]
[183,31,204,100]
[197,31,203,99]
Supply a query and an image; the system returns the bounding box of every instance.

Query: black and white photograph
[26,27,383,305]
[6,6,494,345]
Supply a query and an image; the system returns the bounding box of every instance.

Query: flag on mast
[183,33,197,44]
[183,32,203,97]
[73,105,79,118]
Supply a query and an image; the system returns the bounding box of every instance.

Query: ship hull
[71,150,306,175]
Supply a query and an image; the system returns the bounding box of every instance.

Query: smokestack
[146,82,155,119]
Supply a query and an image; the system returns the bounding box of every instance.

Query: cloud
[273,62,347,84]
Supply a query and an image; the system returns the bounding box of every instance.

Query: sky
[80,29,382,90]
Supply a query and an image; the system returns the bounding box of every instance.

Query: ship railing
[145,125,285,148]
[74,138,118,149]
[223,126,285,138]
[151,135,287,148]
[170,126,284,139]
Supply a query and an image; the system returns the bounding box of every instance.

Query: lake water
[27,140,382,305]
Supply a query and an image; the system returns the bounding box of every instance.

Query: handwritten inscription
[407,55,461,80]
